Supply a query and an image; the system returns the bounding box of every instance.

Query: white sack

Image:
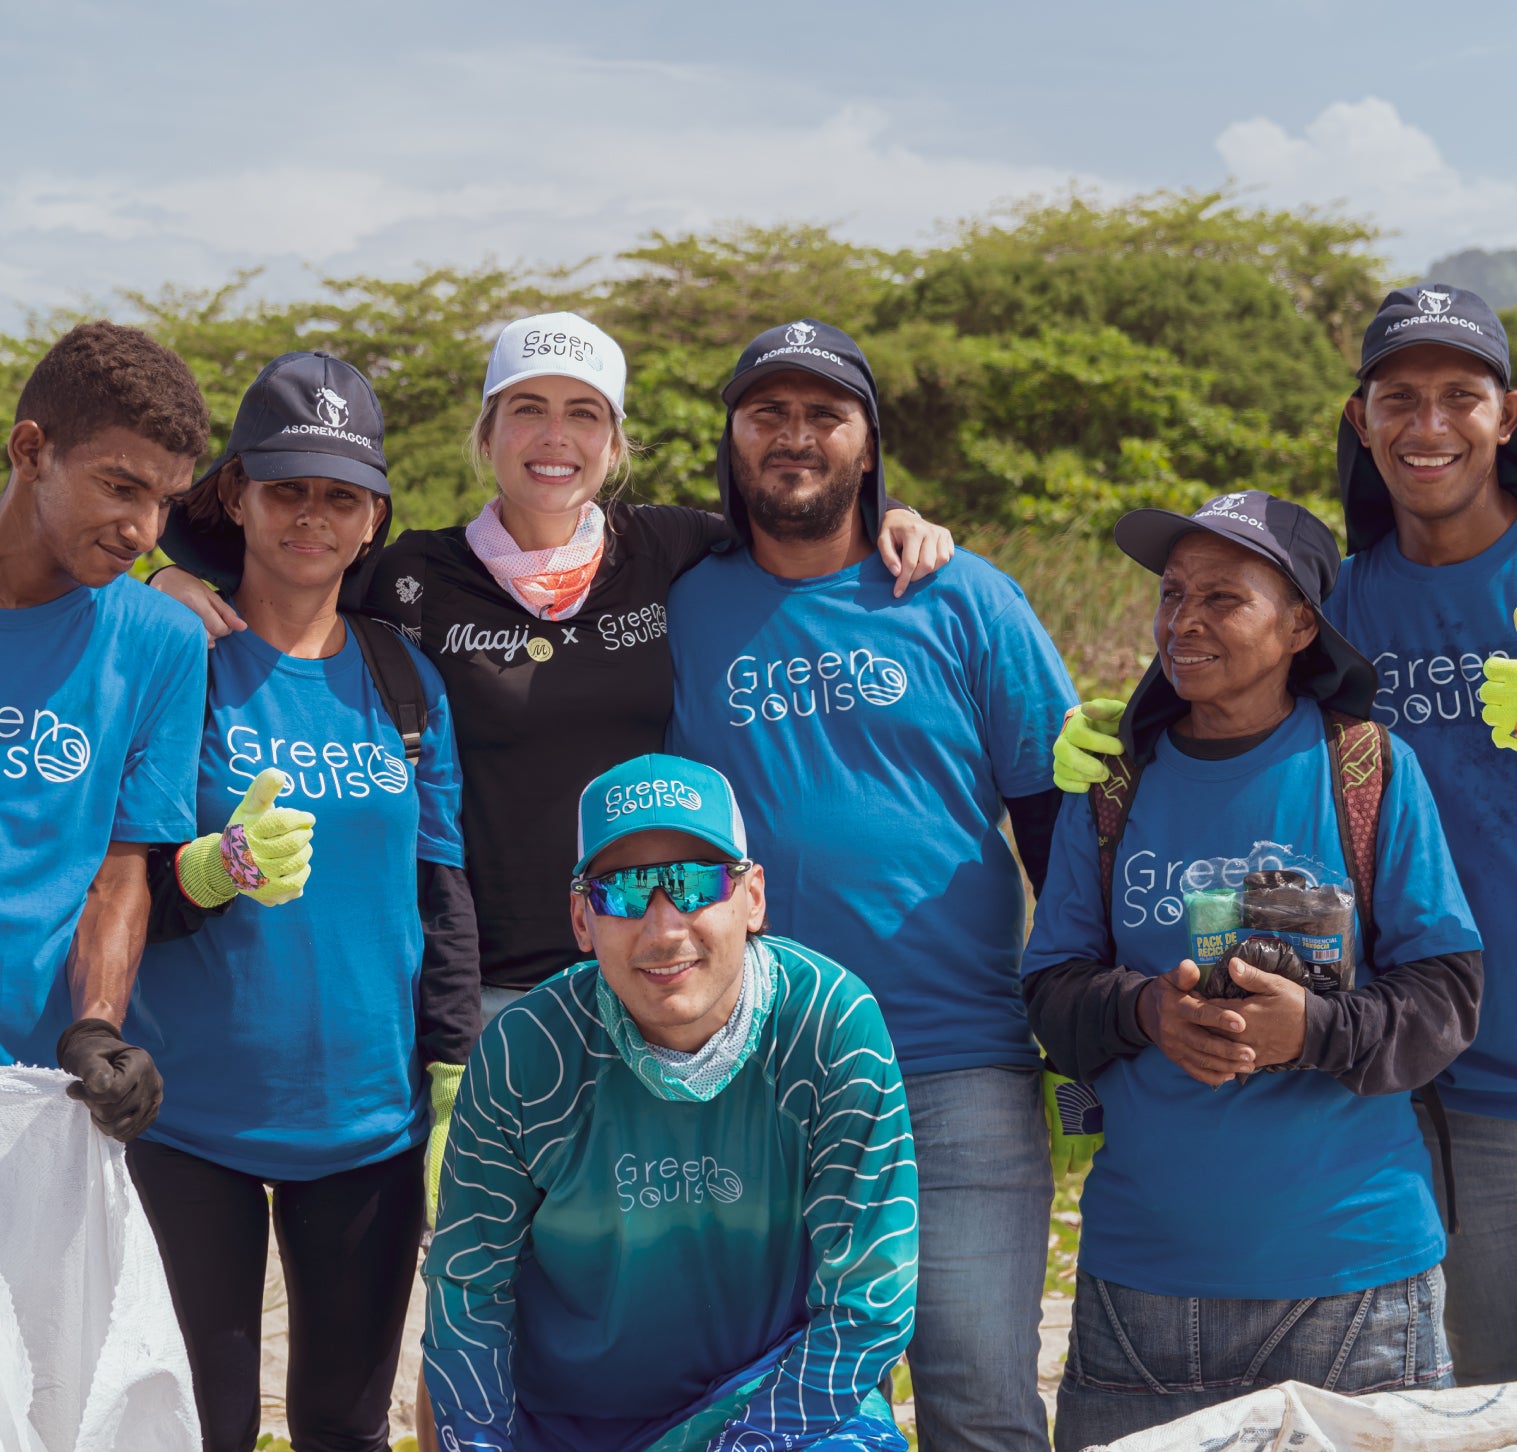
[0,1066,199,1452]
[1088,1378,1517,1452]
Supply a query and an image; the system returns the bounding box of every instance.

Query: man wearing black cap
[1328,284,1517,1386]
[0,321,209,1140]
[668,320,1078,1451]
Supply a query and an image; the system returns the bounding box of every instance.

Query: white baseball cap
[482,311,626,419]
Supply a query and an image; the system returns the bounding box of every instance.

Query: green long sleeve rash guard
[422,935,919,1452]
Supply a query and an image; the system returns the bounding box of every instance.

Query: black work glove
[56,1018,164,1141]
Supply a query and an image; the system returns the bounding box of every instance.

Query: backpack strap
[345,613,427,768]
[1320,707,1458,1231]
[1089,753,1141,955]
[1418,1080,1460,1236]
[1322,707,1391,962]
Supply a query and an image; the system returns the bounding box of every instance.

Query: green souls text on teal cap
[574,753,748,876]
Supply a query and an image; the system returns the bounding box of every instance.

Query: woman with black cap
[126,352,474,1452]
[1019,491,1482,1449]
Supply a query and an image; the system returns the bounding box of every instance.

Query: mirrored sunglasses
[572,859,751,918]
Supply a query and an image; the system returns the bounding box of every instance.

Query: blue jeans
[1054,1266,1452,1451]
[903,1065,1052,1452]
[479,984,526,1021]
[1418,1102,1517,1385]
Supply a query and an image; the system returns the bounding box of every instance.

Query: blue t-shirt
[1022,699,1480,1298]
[1,580,204,1068]
[668,549,1076,1075]
[1326,523,1517,1120]
[129,623,465,1179]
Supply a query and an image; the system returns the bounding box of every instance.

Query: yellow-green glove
[1043,1070,1104,1181]
[425,1061,465,1230]
[175,768,314,909]
[1479,655,1517,751]
[1052,699,1126,792]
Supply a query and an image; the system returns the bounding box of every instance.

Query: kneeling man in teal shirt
[423,752,919,1452]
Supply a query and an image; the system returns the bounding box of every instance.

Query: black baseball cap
[715,319,887,544]
[161,352,392,598]
[1113,490,1377,756]
[1339,285,1517,554]
[1357,283,1510,388]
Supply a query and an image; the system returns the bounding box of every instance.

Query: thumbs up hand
[1479,654,1517,751]
[175,769,316,908]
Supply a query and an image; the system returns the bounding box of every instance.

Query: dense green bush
[0,189,1389,545]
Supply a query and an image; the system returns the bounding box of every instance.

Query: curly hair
[14,320,210,459]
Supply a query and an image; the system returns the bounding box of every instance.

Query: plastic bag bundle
[1201,934,1312,1001]
[1181,854,1357,997]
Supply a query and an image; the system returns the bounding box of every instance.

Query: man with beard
[667,320,1076,1452]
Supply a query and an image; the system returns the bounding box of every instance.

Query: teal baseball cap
[574,753,748,875]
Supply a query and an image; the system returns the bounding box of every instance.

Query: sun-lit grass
[971,525,1154,700]
[1047,1169,1085,1300]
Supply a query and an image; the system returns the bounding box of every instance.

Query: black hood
[715,319,887,546]
[1114,490,1378,760]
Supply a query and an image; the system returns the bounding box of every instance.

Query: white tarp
[1089,1378,1517,1452]
[0,1066,199,1452]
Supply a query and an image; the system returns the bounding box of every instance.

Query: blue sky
[4,0,1511,324]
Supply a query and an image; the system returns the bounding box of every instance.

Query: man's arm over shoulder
[715,947,918,1446]
[622,502,734,581]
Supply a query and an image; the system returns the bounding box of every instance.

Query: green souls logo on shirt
[0,706,91,785]
[615,1151,743,1212]
[725,646,909,727]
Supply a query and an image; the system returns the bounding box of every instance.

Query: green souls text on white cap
[483,310,627,419]
[574,753,747,875]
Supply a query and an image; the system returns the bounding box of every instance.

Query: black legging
[128,1137,425,1452]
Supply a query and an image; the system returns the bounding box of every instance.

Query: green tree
[0,194,1391,540]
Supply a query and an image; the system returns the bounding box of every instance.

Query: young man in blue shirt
[667,321,1076,1452]
[1333,286,1517,1385]
[0,321,210,1139]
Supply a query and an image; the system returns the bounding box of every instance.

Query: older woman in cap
[127,352,472,1452]
[1020,491,1481,1449]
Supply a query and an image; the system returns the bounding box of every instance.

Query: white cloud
[1216,97,1517,267]
[0,45,1126,325]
